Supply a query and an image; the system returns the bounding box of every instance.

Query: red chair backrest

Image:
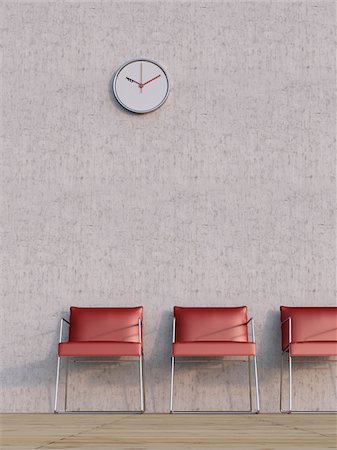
[280,306,337,349]
[69,306,143,343]
[174,306,249,342]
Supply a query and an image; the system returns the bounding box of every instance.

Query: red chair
[170,306,260,413]
[54,306,144,413]
[280,306,337,413]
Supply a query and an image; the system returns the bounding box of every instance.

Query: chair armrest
[246,317,256,342]
[138,318,143,343]
[58,317,70,344]
[281,316,292,351]
[172,317,176,344]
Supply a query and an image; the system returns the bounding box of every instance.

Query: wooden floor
[1,414,336,450]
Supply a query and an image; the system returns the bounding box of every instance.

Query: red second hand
[140,74,161,88]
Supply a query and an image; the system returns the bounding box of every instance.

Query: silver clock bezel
[112,58,170,114]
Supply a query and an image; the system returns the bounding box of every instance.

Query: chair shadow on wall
[143,309,173,411]
[0,309,140,412]
[258,308,282,409]
[0,341,57,409]
[0,309,69,411]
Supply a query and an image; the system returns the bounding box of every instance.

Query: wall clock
[112,59,170,114]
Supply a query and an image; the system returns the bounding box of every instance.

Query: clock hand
[126,77,141,85]
[126,73,161,89]
[140,62,143,94]
[140,74,161,88]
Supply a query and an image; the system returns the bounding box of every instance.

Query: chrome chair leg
[280,351,292,413]
[139,354,144,412]
[170,356,175,413]
[54,356,61,413]
[253,355,260,413]
[64,358,69,412]
[248,356,252,412]
[289,354,292,413]
[280,352,284,412]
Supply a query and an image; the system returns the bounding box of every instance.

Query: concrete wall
[1,1,336,412]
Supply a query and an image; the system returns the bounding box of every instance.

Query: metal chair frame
[280,316,337,413]
[169,316,260,414]
[54,317,145,414]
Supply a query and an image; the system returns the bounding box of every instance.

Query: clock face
[112,59,170,113]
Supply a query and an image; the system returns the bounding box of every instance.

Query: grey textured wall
[1,1,336,412]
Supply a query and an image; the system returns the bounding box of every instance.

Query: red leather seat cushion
[280,306,337,355]
[289,341,337,357]
[59,341,142,357]
[172,341,256,357]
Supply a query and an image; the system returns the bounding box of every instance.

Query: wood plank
[1,414,336,450]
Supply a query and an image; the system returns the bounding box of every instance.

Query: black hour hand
[126,77,140,85]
